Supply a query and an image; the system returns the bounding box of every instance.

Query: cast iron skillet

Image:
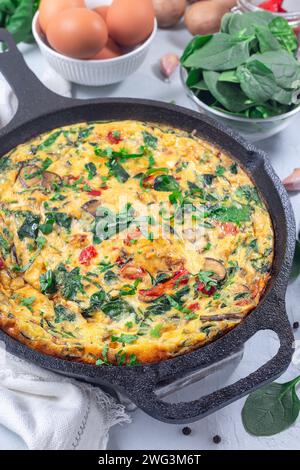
[0,29,296,423]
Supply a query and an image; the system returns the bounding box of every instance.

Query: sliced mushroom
[42,171,62,190]
[200,314,242,321]
[11,245,19,265]
[81,200,102,217]
[204,258,226,280]
[18,165,42,188]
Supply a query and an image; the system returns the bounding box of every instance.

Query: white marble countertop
[0,13,300,450]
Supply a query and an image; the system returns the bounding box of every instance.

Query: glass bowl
[180,67,300,142]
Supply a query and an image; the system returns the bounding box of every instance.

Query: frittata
[0,121,274,365]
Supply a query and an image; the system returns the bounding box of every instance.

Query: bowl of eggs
[32,0,157,86]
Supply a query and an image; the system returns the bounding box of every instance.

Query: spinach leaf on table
[183,33,252,71]
[0,0,40,44]
[242,375,300,436]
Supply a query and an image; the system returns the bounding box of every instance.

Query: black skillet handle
[123,299,294,424]
[0,29,71,136]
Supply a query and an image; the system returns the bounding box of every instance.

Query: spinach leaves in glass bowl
[181,11,300,120]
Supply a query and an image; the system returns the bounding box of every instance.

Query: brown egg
[106,0,155,47]
[90,37,122,60]
[39,0,85,34]
[94,5,109,22]
[46,8,108,59]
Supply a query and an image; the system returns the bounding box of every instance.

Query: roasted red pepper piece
[139,268,189,300]
[187,302,199,311]
[197,282,217,296]
[0,257,5,269]
[107,131,122,144]
[87,189,102,197]
[79,246,98,265]
[258,0,286,12]
[124,227,142,246]
[220,222,238,236]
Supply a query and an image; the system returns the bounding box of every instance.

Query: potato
[184,0,232,36]
[216,0,237,8]
[152,0,186,28]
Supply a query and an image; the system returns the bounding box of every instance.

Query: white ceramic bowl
[32,11,157,86]
[180,67,300,143]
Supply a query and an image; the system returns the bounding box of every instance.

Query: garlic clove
[160,53,180,79]
[283,168,300,191]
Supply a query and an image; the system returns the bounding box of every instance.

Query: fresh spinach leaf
[236,60,277,103]
[242,375,300,436]
[269,16,298,54]
[203,71,253,113]
[255,25,282,53]
[249,51,300,90]
[221,11,273,37]
[181,34,212,64]
[1,0,39,44]
[218,70,240,83]
[186,68,202,88]
[184,33,251,71]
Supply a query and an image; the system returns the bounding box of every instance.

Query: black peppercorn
[182,426,192,436]
[293,322,299,330]
[213,434,222,444]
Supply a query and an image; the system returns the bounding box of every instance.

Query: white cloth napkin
[0,68,130,450]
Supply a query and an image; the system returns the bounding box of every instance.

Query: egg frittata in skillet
[0,121,274,365]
